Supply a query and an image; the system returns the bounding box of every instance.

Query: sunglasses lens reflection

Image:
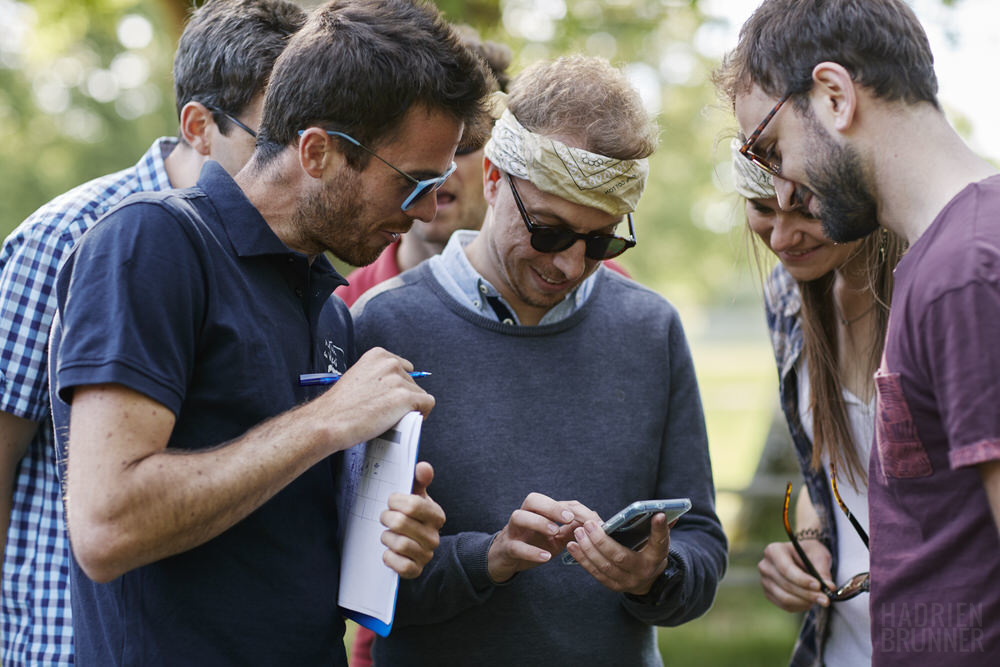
[747,152,778,176]
[830,572,870,601]
[529,229,626,260]
[596,238,627,259]
[402,184,434,211]
[530,228,575,253]
[401,164,455,211]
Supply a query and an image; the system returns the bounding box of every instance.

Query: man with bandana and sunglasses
[351,55,727,666]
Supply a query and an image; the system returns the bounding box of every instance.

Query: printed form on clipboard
[338,410,422,637]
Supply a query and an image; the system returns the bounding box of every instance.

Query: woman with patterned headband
[733,140,905,666]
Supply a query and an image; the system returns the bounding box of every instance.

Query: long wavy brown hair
[797,228,906,487]
[746,203,906,488]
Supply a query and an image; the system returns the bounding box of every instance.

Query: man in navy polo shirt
[0,2,305,663]
[49,0,492,664]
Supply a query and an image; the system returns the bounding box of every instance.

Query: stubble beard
[293,174,386,267]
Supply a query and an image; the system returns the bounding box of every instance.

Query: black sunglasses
[782,464,870,602]
[505,174,636,261]
[202,103,258,139]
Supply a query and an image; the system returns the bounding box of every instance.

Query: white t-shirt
[797,359,873,666]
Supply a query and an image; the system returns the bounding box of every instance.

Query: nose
[768,209,803,253]
[549,239,588,282]
[407,190,438,223]
[772,175,798,212]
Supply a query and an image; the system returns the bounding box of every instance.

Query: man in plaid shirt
[0,1,305,662]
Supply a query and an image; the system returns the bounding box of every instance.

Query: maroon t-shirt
[871,175,1000,665]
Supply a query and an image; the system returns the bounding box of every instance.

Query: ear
[811,62,858,133]
[483,156,502,205]
[297,127,337,179]
[179,102,215,156]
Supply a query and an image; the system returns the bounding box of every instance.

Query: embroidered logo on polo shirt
[323,341,348,375]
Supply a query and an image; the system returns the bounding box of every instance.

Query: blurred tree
[1,0,177,232]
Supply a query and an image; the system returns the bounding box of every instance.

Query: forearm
[625,323,726,625]
[68,348,431,582]
[67,388,351,582]
[393,532,496,626]
[0,412,38,563]
[794,484,823,533]
[978,460,1000,536]
[629,351,726,622]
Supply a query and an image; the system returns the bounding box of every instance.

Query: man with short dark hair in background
[0,1,305,663]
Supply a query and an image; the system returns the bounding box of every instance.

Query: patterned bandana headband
[731,137,776,200]
[483,108,649,216]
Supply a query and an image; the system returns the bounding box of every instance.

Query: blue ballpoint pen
[298,371,432,386]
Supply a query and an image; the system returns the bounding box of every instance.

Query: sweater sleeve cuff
[456,531,498,592]
[624,549,687,606]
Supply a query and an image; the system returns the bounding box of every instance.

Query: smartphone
[562,498,692,565]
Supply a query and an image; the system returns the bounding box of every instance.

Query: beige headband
[731,138,776,200]
[484,108,648,216]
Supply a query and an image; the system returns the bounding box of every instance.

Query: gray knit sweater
[352,264,728,667]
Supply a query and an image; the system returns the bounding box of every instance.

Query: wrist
[794,527,828,542]
[302,398,360,455]
[486,532,517,584]
[626,551,685,604]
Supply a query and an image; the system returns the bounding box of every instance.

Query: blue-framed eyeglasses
[202,103,258,139]
[297,129,457,211]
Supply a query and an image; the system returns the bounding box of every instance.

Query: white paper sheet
[337,411,422,636]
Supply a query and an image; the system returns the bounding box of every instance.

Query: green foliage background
[2,0,758,310]
[0,0,973,312]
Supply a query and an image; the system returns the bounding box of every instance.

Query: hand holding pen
[301,348,435,446]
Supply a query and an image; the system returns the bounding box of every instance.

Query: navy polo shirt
[52,161,353,666]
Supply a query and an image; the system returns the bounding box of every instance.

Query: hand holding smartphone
[562,498,691,565]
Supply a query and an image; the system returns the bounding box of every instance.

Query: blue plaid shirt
[0,138,175,666]
[764,264,839,667]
